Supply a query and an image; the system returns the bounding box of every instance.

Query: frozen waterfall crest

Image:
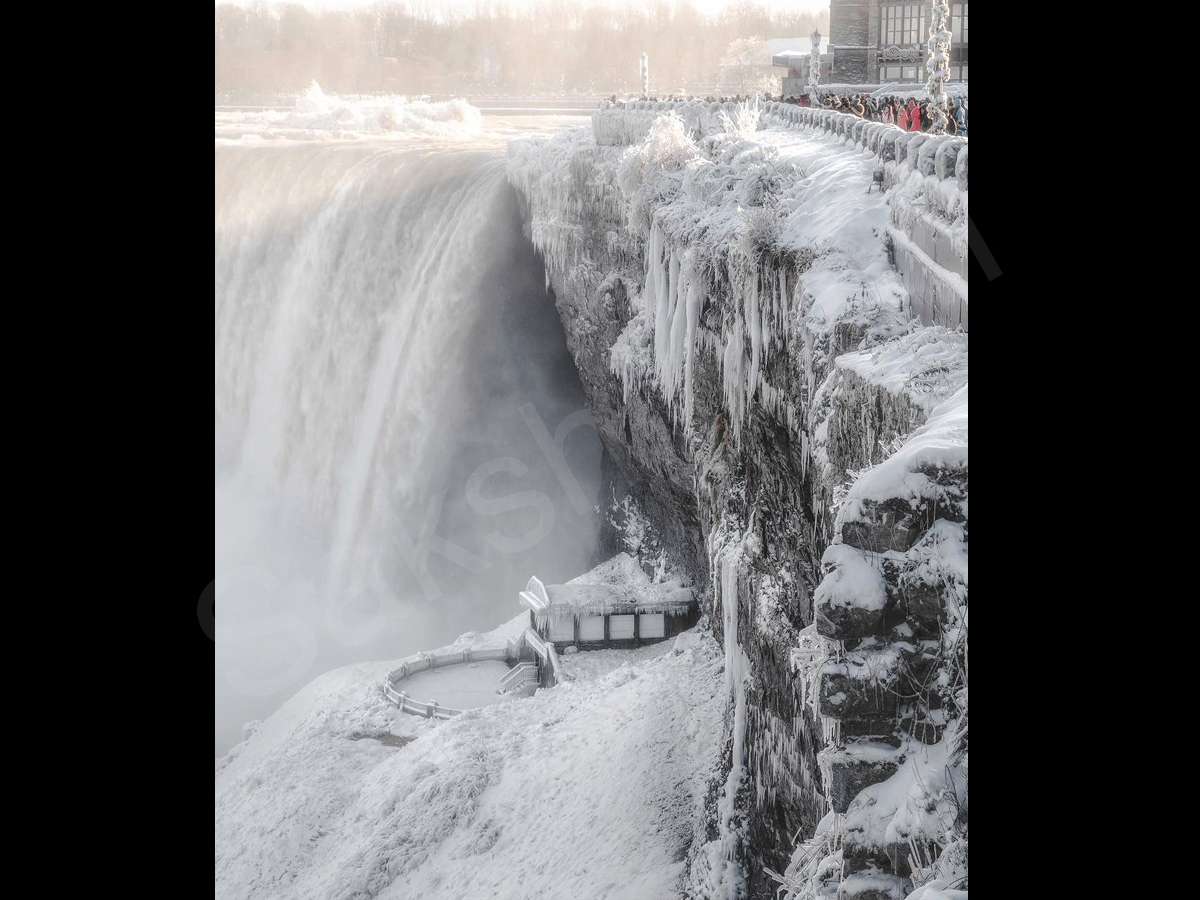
[216,80,484,142]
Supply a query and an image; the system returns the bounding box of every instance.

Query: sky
[219,1,832,16]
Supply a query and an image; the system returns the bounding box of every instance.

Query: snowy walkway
[558,641,674,683]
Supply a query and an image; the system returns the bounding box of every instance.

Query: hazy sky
[221,1,832,16]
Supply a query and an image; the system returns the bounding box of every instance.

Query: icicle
[747,274,762,405]
[722,319,747,445]
[681,252,703,429]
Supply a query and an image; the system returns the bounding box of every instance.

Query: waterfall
[215,139,601,753]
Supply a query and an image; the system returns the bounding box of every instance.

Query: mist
[215,1,830,103]
[214,139,602,755]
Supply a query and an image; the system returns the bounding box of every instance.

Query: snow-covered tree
[925,0,951,133]
[721,36,768,94]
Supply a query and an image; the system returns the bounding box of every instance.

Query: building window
[882,4,927,47]
[879,65,924,83]
[951,4,969,44]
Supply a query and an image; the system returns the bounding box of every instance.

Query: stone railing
[592,100,968,331]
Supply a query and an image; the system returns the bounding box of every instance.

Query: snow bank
[216,616,726,900]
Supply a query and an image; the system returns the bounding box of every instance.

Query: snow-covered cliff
[215,560,729,900]
[507,103,968,899]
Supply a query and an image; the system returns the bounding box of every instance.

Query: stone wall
[830,0,872,82]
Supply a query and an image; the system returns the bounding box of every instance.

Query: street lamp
[809,29,822,99]
[925,1,951,133]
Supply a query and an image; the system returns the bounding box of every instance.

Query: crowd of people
[793,92,968,136]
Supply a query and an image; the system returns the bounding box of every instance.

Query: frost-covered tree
[925,0,952,133]
[721,36,768,94]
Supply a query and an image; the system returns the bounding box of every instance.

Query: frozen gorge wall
[508,107,967,899]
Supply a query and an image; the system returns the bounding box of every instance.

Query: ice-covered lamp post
[809,29,822,96]
[640,52,649,100]
[925,0,952,134]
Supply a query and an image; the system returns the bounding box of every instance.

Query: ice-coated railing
[383,645,512,719]
[521,626,566,689]
[591,99,969,331]
[497,661,540,694]
[382,626,567,718]
[592,99,967,194]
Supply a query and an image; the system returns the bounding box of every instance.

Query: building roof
[766,36,830,58]
[520,575,695,618]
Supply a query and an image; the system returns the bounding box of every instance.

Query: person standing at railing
[906,98,921,132]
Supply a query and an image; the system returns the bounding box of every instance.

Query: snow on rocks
[838,385,968,527]
[815,543,888,612]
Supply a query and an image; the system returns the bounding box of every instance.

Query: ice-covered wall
[594,100,969,333]
[508,108,967,899]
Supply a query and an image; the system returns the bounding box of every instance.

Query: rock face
[508,107,967,898]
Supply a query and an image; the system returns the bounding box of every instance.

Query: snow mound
[215,618,726,900]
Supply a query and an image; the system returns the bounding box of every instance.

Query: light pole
[925,0,952,133]
[809,29,822,101]
[640,52,649,100]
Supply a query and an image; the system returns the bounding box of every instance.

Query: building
[519,576,699,650]
[829,1,969,85]
[771,35,832,100]
[718,36,831,96]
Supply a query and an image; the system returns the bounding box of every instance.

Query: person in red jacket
[897,100,910,131]
[907,98,921,132]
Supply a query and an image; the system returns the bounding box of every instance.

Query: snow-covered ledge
[593,100,967,191]
[591,99,968,332]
